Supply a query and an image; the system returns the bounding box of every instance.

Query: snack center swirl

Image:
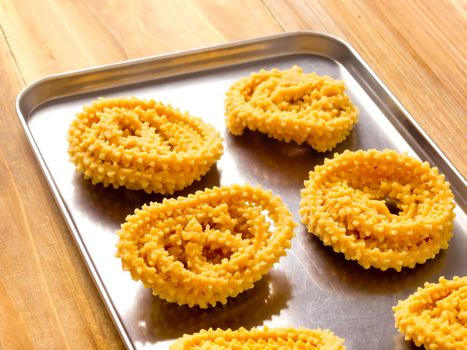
[116,184,295,308]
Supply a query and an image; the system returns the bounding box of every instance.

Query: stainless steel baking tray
[16,31,466,350]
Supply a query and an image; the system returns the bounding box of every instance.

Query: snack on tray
[225,65,358,152]
[170,327,346,350]
[393,276,467,350]
[116,184,295,308]
[67,97,223,194]
[299,149,455,271]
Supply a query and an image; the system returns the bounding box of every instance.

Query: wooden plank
[0,0,282,82]
[265,0,467,176]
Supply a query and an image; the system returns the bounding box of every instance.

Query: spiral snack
[225,65,358,152]
[170,327,346,349]
[116,184,295,308]
[299,149,455,271]
[393,276,467,350]
[68,97,223,194]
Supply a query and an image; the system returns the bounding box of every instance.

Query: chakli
[225,65,358,152]
[299,149,455,271]
[116,184,295,308]
[170,327,346,349]
[393,276,466,350]
[68,97,223,194]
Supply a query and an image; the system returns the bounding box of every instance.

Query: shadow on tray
[72,165,221,225]
[393,333,425,350]
[301,228,445,295]
[134,270,292,343]
[225,128,358,189]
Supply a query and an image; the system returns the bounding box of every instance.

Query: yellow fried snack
[225,65,358,152]
[299,149,455,271]
[68,97,223,194]
[170,327,346,350]
[393,276,467,350]
[116,184,295,308]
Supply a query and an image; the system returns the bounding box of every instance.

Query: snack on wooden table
[67,97,223,194]
[116,184,295,308]
[225,65,358,152]
[170,327,346,350]
[299,149,455,271]
[393,276,467,350]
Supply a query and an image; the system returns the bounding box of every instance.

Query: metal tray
[16,31,466,350]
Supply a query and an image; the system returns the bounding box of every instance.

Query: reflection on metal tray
[16,31,466,350]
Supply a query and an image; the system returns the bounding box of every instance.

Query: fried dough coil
[68,97,223,194]
[116,184,295,308]
[170,327,346,349]
[299,149,455,271]
[393,276,467,350]
[225,65,358,152]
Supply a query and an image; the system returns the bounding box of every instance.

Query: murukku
[116,184,295,308]
[225,65,358,152]
[67,97,223,194]
[393,276,467,350]
[299,149,455,271]
[170,327,346,350]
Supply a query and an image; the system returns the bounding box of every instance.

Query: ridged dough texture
[67,97,223,194]
[170,327,346,350]
[299,149,455,271]
[116,184,295,308]
[393,276,467,350]
[225,65,358,152]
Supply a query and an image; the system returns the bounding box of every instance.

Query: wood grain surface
[0,0,465,349]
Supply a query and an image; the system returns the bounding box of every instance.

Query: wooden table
[0,0,465,348]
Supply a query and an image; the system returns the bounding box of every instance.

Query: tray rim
[15,30,466,349]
